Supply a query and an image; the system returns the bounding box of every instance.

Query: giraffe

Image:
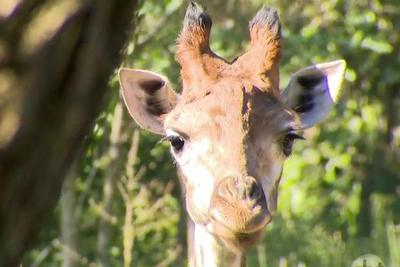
[118,2,346,266]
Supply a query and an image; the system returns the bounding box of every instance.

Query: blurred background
[1,0,399,266]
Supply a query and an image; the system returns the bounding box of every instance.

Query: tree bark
[0,0,139,265]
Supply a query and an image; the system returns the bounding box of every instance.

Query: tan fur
[164,80,296,246]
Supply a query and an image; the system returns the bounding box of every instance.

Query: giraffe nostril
[248,180,261,200]
[216,176,264,203]
[244,176,262,201]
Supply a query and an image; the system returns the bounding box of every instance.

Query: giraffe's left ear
[281,60,346,128]
[119,68,179,135]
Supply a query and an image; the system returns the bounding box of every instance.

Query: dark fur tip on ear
[184,1,212,30]
[297,75,324,90]
[250,6,281,35]
[138,79,165,96]
[294,93,314,113]
[146,96,167,116]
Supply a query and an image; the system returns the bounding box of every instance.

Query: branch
[28,239,55,267]
[155,245,182,267]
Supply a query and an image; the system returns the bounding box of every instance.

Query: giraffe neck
[188,222,245,267]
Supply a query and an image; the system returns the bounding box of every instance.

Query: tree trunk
[0,0,139,265]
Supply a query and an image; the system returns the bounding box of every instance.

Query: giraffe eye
[164,135,185,153]
[282,133,304,156]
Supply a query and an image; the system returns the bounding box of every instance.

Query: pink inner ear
[119,69,174,135]
[317,60,346,102]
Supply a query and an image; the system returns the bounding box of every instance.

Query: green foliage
[25,0,400,266]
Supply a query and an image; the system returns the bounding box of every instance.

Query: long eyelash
[158,136,168,144]
[287,132,306,140]
[159,135,175,144]
[159,137,179,164]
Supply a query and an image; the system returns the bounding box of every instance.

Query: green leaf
[361,37,393,54]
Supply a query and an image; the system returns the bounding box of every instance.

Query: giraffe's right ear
[281,60,346,129]
[119,68,179,135]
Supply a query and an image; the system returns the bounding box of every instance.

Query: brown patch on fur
[208,106,225,118]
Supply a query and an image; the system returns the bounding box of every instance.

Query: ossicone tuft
[183,1,212,31]
[249,7,281,37]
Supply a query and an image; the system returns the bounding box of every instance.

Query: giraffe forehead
[165,83,246,138]
[165,83,291,142]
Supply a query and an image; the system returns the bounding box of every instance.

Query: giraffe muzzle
[209,175,271,235]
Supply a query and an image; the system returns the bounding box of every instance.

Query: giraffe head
[119,2,345,251]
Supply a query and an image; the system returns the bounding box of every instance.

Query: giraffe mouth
[207,185,271,251]
[209,198,271,235]
[206,202,271,250]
